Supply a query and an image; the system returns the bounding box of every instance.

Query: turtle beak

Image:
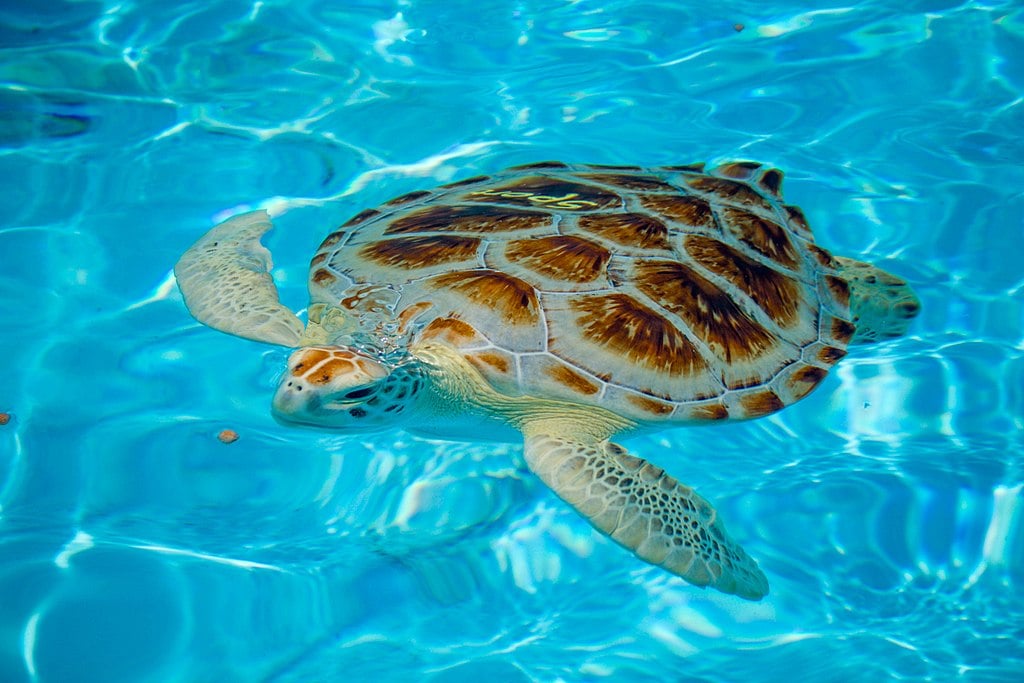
[271,379,317,423]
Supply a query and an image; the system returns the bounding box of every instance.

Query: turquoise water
[1,0,1023,680]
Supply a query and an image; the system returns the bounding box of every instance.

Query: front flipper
[174,210,303,347]
[523,429,768,600]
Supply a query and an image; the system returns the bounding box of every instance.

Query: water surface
[1,1,1023,681]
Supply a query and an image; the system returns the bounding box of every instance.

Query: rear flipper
[523,428,769,600]
[835,256,920,343]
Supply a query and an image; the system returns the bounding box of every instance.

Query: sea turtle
[174,161,920,600]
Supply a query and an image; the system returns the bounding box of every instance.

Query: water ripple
[2,0,1023,681]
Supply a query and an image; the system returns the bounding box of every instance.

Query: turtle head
[272,346,419,430]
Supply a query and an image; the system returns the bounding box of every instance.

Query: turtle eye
[339,386,376,400]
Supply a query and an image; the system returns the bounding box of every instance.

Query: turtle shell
[307,161,855,423]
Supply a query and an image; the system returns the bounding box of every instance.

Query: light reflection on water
[1,1,1023,681]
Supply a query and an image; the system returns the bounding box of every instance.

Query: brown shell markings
[569,293,709,378]
[719,207,799,269]
[577,213,672,251]
[685,175,773,211]
[631,260,777,365]
[639,194,714,229]
[429,270,541,326]
[308,163,854,423]
[504,235,611,283]
[578,173,678,193]
[419,316,487,346]
[545,363,601,396]
[359,235,481,270]
[713,161,784,197]
[463,175,623,212]
[385,204,550,235]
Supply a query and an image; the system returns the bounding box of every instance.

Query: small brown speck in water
[218,429,239,444]
[734,24,745,32]
[0,412,10,426]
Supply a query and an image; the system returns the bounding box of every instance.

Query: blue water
[1,1,1023,681]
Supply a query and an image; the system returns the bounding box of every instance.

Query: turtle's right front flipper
[174,210,303,347]
[522,425,769,600]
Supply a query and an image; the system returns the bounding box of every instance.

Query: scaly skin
[835,256,921,343]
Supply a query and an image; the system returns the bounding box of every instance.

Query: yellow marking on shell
[465,176,622,211]
[384,204,550,234]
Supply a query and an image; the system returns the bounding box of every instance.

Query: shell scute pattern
[384,204,550,235]
[630,259,785,386]
[719,207,799,269]
[640,194,715,229]
[578,213,672,253]
[464,175,624,211]
[311,162,854,422]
